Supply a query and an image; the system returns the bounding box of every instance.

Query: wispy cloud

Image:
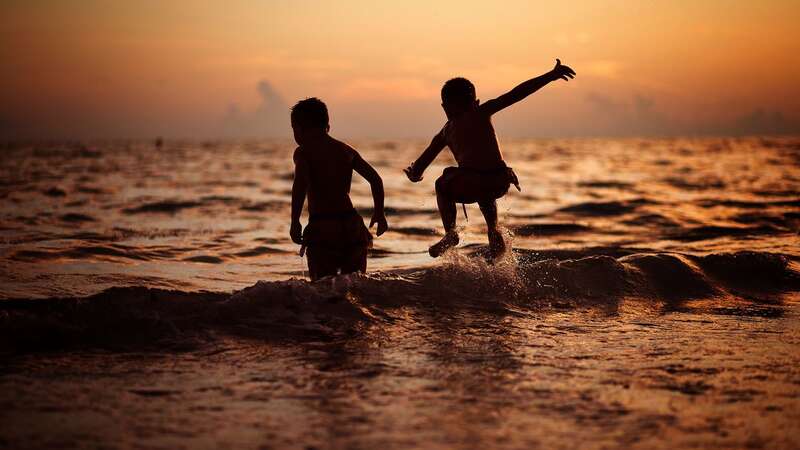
[220,80,289,137]
[730,109,799,136]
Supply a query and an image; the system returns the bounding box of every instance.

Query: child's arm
[479,59,575,116]
[290,148,309,244]
[353,153,388,236]
[404,132,446,182]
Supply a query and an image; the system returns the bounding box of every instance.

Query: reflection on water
[2,299,799,449]
[1,137,799,449]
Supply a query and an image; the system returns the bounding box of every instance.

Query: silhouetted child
[290,98,388,280]
[405,59,576,259]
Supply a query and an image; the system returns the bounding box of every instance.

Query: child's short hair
[291,97,329,130]
[441,78,476,106]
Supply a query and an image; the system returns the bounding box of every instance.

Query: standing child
[289,98,388,280]
[404,59,576,259]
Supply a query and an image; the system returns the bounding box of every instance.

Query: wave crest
[1,250,797,353]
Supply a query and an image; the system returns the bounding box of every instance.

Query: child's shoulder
[329,137,360,160]
[294,138,359,163]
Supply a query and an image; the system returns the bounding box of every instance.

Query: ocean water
[1,137,799,449]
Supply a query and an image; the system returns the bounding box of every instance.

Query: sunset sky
[2,0,799,139]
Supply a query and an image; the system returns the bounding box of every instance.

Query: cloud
[583,91,673,135]
[633,94,654,114]
[583,90,800,136]
[220,80,290,138]
[730,109,800,136]
[584,92,622,112]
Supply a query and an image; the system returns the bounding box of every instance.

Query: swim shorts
[302,209,372,280]
[435,166,520,203]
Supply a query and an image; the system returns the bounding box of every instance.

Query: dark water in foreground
[1,137,799,449]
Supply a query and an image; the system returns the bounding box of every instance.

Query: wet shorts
[302,209,372,281]
[435,166,519,204]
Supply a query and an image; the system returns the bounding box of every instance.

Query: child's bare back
[289,98,388,280]
[293,137,358,217]
[439,107,505,170]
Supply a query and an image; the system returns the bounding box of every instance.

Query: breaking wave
[2,250,797,353]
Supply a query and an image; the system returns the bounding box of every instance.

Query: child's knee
[435,175,448,194]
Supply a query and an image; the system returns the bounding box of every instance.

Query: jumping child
[404,59,576,258]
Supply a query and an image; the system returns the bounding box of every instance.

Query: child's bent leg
[435,175,457,232]
[430,174,460,257]
[479,199,506,258]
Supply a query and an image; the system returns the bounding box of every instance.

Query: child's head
[441,77,477,119]
[290,97,329,144]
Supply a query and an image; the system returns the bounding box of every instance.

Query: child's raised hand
[552,59,576,81]
[370,213,388,236]
[404,164,423,182]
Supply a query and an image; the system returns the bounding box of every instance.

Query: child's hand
[369,213,388,236]
[404,164,423,182]
[551,59,576,81]
[290,221,303,245]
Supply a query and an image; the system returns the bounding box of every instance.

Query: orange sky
[1,0,799,139]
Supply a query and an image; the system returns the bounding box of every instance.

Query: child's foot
[429,231,459,257]
[488,229,507,260]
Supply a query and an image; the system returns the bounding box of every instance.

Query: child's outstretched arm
[479,59,575,116]
[404,132,446,182]
[290,148,309,245]
[353,154,388,236]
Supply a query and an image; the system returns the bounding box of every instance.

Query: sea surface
[1,137,799,449]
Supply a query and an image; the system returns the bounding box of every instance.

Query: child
[404,59,576,259]
[289,97,388,280]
